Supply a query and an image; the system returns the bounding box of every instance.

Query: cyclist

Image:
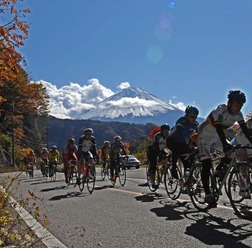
[147,123,170,188]
[77,128,98,184]
[25,150,36,174]
[48,145,60,177]
[40,147,49,176]
[63,138,78,184]
[197,90,252,207]
[166,106,199,179]
[101,140,111,170]
[110,135,127,182]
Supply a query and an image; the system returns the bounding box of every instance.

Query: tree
[0,65,49,165]
[0,0,30,87]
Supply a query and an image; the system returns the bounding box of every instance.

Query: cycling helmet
[51,145,57,150]
[160,123,170,131]
[68,138,75,144]
[42,148,48,152]
[114,135,122,141]
[104,140,110,145]
[84,128,93,134]
[185,106,199,117]
[227,90,246,105]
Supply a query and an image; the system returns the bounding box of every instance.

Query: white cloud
[169,100,186,111]
[117,82,130,90]
[34,78,114,119]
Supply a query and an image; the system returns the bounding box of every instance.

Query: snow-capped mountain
[77,86,184,126]
[39,79,196,126]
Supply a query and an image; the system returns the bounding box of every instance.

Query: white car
[121,155,141,169]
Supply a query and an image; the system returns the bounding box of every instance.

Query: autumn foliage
[0,1,49,160]
[0,0,30,86]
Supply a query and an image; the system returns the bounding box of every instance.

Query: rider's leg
[63,160,69,183]
[201,158,217,207]
[110,160,116,179]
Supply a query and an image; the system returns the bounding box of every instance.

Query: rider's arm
[215,124,230,151]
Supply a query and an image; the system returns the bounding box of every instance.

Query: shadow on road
[146,196,252,247]
[185,213,252,247]
[48,191,90,201]
[40,185,68,192]
[135,192,165,203]
[150,200,190,220]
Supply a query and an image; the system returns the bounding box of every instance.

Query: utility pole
[11,101,16,167]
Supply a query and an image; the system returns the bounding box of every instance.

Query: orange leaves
[28,189,39,200]
[0,0,30,85]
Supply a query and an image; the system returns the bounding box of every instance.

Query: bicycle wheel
[52,166,57,181]
[228,164,252,219]
[187,163,218,211]
[43,166,49,180]
[146,165,158,192]
[67,167,73,186]
[164,165,182,200]
[87,167,95,194]
[78,175,85,192]
[119,167,126,186]
[101,166,106,181]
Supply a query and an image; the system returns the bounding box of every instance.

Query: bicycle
[111,155,126,187]
[101,159,110,181]
[166,148,202,200]
[186,145,252,216]
[146,151,182,200]
[78,156,96,194]
[48,159,57,181]
[66,159,78,186]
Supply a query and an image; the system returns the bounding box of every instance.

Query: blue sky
[20,0,252,118]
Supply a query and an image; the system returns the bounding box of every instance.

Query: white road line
[0,184,68,248]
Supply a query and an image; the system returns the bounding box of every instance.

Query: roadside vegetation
[0,1,50,246]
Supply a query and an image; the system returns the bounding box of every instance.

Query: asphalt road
[3,168,252,248]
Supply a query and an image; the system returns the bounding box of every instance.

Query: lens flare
[168,1,176,9]
[154,12,173,40]
[146,45,164,63]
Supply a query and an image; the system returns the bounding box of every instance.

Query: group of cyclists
[62,128,127,185]
[147,89,252,208]
[24,146,60,178]
[25,89,252,210]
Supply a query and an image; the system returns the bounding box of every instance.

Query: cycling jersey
[78,135,97,158]
[153,132,167,151]
[101,146,111,160]
[198,104,245,160]
[63,144,78,160]
[169,116,198,144]
[26,153,35,164]
[41,151,48,160]
[110,142,126,158]
[48,150,60,161]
